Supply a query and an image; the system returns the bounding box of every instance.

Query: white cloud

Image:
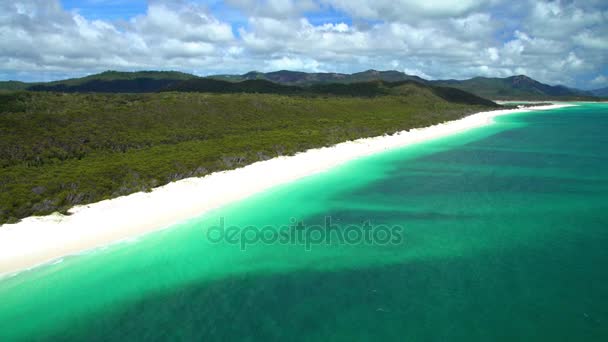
[487,48,499,62]
[321,0,495,21]
[0,0,237,75]
[574,31,608,50]
[525,1,606,39]
[0,0,606,88]
[132,2,234,43]
[402,68,432,79]
[591,75,607,86]
[226,0,317,18]
[265,56,322,71]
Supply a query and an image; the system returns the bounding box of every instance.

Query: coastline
[0,103,574,277]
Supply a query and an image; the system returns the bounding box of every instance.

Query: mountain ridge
[591,87,608,97]
[0,69,599,100]
[432,75,595,100]
[162,78,498,107]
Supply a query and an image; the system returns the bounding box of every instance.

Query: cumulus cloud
[575,30,608,50]
[0,0,606,88]
[591,75,607,86]
[0,0,236,77]
[226,0,317,18]
[525,0,606,39]
[321,0,496,21]
[264,56,323,71]
[402,68,433,79]
[133,1,234,43]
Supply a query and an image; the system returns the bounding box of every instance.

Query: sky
[0,0,606,89]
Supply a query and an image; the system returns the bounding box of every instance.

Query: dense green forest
[26,71,199,93]
[0,84,496,223]
[163,78,498,106]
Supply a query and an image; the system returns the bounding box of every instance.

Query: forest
[0,82,497,223]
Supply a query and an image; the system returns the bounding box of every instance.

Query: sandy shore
[0,104,574,277]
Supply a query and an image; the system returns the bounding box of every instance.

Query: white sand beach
[0,104,574,277]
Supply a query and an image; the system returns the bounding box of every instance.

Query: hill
[0,87,496,223]
[165,78,497,107]
[210,70,598,101]
[591,87,608,97]
[209,69,425,85]
[0,81,32,91]
[27,71,199,93]
[5,69,598,100]
[162,78,301,95]
[431,75,595,100]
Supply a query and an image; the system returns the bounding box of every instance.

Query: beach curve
[0,103,575,277]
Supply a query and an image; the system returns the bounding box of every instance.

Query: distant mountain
[165,78,498,107]
[591,87,608,97]
[1,69,427,93]
[211,71,597,100]
[1,69,599,100]
[431,75,595,100]
[209,69,425,85]
[0,81,32,91]
[164,78,301,95]
[27,71,199,93]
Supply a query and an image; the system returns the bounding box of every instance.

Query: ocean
[1,103,607,341]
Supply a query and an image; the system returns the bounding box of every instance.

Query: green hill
[44,70,197,85]
[591,87,608,97]
[6,69,598,100]
[27,71,199,93]
[430,75,594,100]
[0,81,33,91]
[209,69,425,85]
[210,71,597,101]
[163,78,301,95]
[0,87,496,223]
[165,78,497,107]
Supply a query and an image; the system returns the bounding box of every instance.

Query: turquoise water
[1,104,608,341]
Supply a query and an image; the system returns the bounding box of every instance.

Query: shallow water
[1,104,607,341]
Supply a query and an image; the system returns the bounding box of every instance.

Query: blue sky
[61,0,148,20]
[1,0,606,89]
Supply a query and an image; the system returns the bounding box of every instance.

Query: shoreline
[0,104,574,277]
